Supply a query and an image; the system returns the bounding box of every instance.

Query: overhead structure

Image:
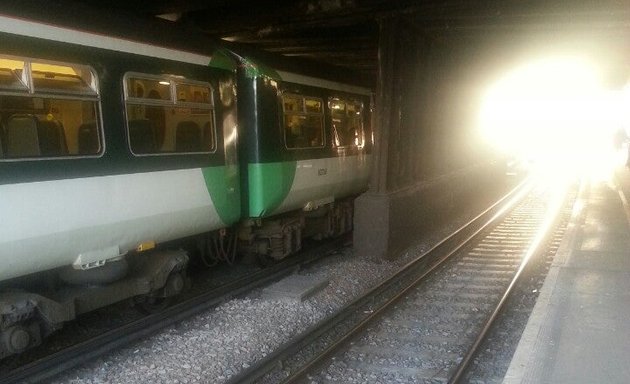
[62,0,630,85]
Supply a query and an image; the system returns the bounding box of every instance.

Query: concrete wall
[355,161,508,260]
[354,17,513,260]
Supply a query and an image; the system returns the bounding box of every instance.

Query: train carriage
[0,11,374,359]
[0,15,240,357]
[234,56,373,259]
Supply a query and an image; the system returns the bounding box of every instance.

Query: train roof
[0,0,373,90]
[0,0,234,70]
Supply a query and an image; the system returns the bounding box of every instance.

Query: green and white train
[0,14,371,357]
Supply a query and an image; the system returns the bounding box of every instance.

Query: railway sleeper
[0,249,189,358]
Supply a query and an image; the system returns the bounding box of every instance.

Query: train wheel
[133,271,187,314]
[0,321,42,359]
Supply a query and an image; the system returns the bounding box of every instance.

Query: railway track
[0,237,347,384]
[464,187,574,383]
[228,180,574,384]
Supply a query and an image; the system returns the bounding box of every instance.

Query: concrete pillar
[354,15,402,261]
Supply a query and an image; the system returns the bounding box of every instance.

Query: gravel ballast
[51,246,433,384]
[47,189,516,384]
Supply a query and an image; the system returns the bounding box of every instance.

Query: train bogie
[0,249,189,358]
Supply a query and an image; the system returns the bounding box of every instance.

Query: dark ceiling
[5,1,630,85]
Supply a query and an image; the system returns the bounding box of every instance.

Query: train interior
[0,58,101,158]
[124,76,216,155]
[282,94,365,150]
[0,57,219,160]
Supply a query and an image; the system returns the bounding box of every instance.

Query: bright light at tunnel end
[479,56,628,182]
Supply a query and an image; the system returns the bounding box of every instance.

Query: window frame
[0,65,28,92]
[328,97,365,149]
[281,92,325,150]
[123,72,217,156]
[0,54,104,162]
[29,60,99,97]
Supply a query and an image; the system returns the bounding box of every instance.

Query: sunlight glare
[479,57,625,181]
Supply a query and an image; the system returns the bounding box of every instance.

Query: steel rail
[226,179,532,384]
[448,181,576,383]
[0,236,347,384]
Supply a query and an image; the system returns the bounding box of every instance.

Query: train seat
[78,121,99,155]
[175,121,202,152]
[6,114,40,157]
[37,119,68,156]
[128,119,157,154]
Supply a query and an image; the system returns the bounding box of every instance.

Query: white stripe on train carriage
[0,14,212,65]
[0,205,221,281]
[0,168,219,242]
[0,168,225,281]
[276,70,373,96]
[271,154,372,216]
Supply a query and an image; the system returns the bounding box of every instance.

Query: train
[0,14,372,358]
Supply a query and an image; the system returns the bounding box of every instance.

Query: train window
[282,93,324,149]
[329,98,364,148]
[305,98,322,113]
[0,55,102,160]
[176,83,211,104]
[124,73,215,155]
[0,58,27,91]
[30,62,97,95]
[283,95,301,112]
[126,77,171,100]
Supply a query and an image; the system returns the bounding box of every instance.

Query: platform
[503,172,630,383]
